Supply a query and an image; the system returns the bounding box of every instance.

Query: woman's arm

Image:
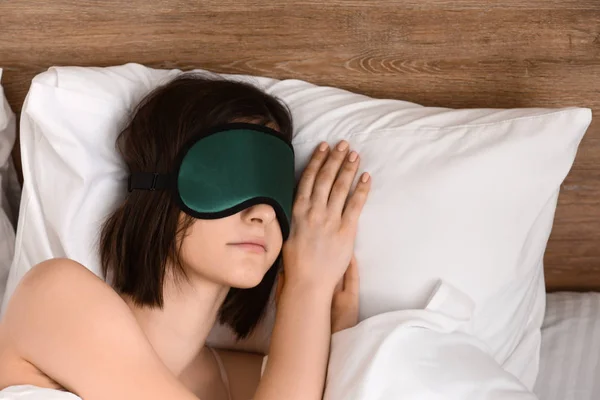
[254,280,334,400]
[254,141,371,400]
[3,258,199,400]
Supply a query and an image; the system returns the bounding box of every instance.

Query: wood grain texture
[0,0,599,291]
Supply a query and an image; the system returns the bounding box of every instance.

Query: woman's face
[178,203,283,288]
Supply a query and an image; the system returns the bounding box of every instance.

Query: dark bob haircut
[99,74,293,339]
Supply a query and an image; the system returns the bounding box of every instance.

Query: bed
[0,1,599,399]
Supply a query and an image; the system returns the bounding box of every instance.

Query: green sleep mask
[128,123,295,240]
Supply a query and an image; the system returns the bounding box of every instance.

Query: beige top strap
[208,347,232,400]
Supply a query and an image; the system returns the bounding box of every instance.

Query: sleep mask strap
[128,172,171,192]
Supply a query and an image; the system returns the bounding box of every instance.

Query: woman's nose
[243,203,277,225]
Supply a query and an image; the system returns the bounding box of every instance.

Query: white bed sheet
[534,292,600,400]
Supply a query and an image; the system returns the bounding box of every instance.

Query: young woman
[0,74,371,400]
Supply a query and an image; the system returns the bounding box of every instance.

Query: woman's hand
[275,255,359,334]
[282,140,371,293]
[331,255,360,333]
[257,141,369,400]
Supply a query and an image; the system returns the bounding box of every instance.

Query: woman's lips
[228,242,267,253]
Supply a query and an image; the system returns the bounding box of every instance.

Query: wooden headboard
[2,1,599,291]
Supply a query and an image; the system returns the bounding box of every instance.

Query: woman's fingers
[341,172,371,229]
[343,255,360,295]
[331,256,360,333]
[327,150,360,214]
[294,142,330,205]
[333,277,344,295]
[311,140,350,206]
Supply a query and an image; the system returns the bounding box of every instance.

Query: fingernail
[361,172,370,183]
[348,151,358,162]
[319,142,329,151]
[337,141,349,151]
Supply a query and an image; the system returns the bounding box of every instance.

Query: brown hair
[99,74,293,339]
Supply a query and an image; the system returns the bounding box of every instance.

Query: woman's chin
[225,266,268,289]
[230,280,262,289]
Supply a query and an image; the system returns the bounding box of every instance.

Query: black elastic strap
[128,172,170,192]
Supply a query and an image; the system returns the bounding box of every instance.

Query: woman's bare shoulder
[3,257,128,340]
[2,258,129,353]
[1,258,196,400]
[11,257,106,293]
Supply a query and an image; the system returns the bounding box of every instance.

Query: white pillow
[0,69,18,309]
[1,63,591,389]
